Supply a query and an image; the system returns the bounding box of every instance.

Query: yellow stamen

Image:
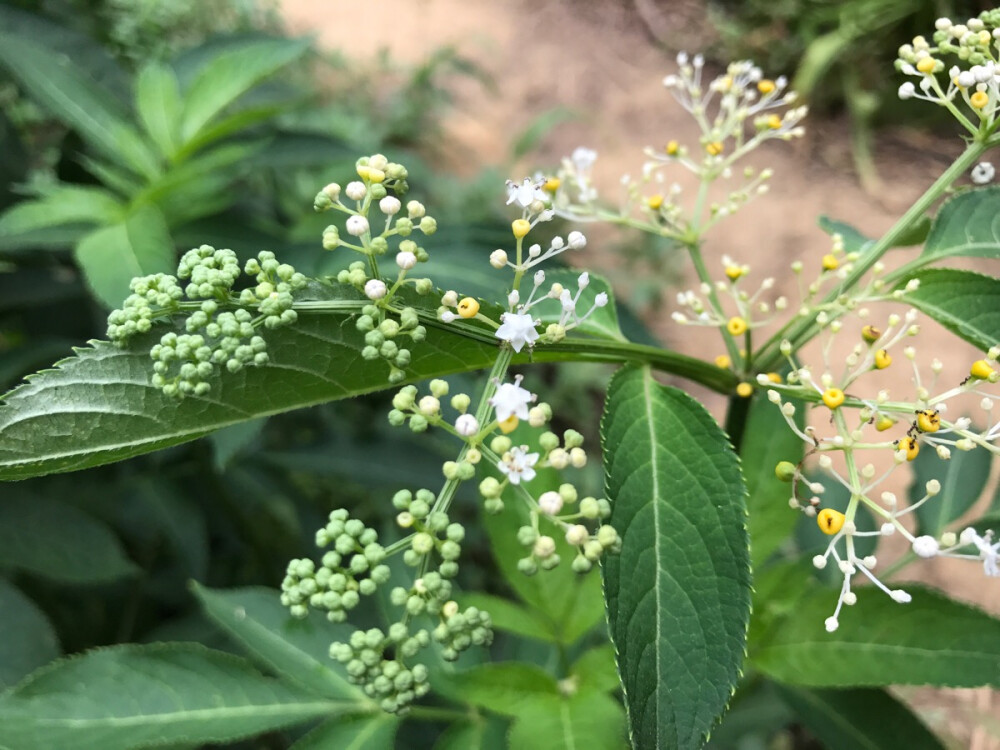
[821,254,839,271]
[714,354,732,369]
[971,91,990,109]
[971,359,995,379]
[767,372,783,384]
[543,177,561,193]
[916,57,937,74]
[916,409,940,433]
[861,325,881,343]
[822,388,845,410]
[512,219,531,239]
[758,79,775,94]
[736,382,753,398]
[665,140,680,156]
[457,297,480,319]
[817,508,845,535]
[705,141,724,156]
[765,114,782,130]
[725,265,744,281]
[498,415,519,434]
[899,436,920,461]
[727,317,748,336]
[875,415,895,432]
[874,349,892,370]
[646,194,664,210]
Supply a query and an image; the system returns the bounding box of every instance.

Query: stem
[754,137,993,372]
[686,240,742,366]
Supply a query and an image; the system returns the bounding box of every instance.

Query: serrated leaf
[0,643,348,750]
[0,186,124,237]
[135,62,183,159]
[741,395,803,568]
[601,366,750,750]
[921,187,1000,261]
[290,713,398,749]
[0,493,138,583]
[752,586,1000,687]
[74,203,175,307]
[910,435,992,537]
[0,33,159,179]
[0,580,60,689]
[903,269,1000,351]
[180,37,310,142]
[776,686,945,750]
[191,583,362,701]
[507,691,627,750]
[456,592,556,643]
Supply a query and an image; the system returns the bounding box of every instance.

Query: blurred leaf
[903,270,1000,352]
[507,691,626,750]
[434,662,559,717]
[753,585,1000,687]
[920,187,1000,262]
[0,111,28,210]
[571,644,620,695]
[192,584,361,700]
[457,592,556,643]
[0,187,124,236]
[180,36,311,143]
[135,62,183,159]
[290,713,398,749]
[817,216,872,254]
[0,492,138,583]
[0,643,346,750]
[0,579,60,689]
[0,33,159,179]
[510,107,579,161]
[707,679,793,749]
[776,686,945,750]
[209,417,267,471]
[243,131,354,169]
[129,479,209,580]
[74,203,175,307]
[793,30,854,99]
[602,366,749,750]
[910,433,992,537]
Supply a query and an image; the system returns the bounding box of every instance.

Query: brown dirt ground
[284,1,998,745]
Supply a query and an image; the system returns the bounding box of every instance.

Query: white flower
[594,292,609,307]
[496,312,539,352]
[379,196,401,215]
[364,279,387,300]
[506,178,546,208]
[912,536,940,558]
[489,375,535,421]
[497,445,539,485]
[972,162,995,184]
[396,251,417,270]
[538,490,563,515]
[346,215,370,237]
[898,82,916,100]
[567,231,587,249]
[454,414,479,437]
[571,147,597,172]
[961,528,1000,576]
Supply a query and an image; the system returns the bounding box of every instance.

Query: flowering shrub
[2,11,1000,750]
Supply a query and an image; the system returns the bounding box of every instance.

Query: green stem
[686,240,741,366]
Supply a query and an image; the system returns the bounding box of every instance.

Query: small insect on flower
[915,409,940,433]
[817,508,845,535]
[898,436,920,461]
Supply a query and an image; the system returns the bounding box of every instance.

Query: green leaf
[903,269,1000,352]
[753,585,1000,687]
[818,216,873,254]
[507,691,627,750]
[571,644,621,695]
[0,643,347,750]
[510,107,579,160]
[432,721,493,750]
[435,662,559,717]
[741,395,803,568]
[0,493,138,583]
[0,580,60,690]
[921,187,1000,261]
[180,37,310,143]
[536,270,624,341]
[290,714,398,749]
[910,433,992,537]
[0,187,124,236]
[74,203,175,307]
[601,365,750,750]
[0,33,159,179]
[456,592,556,643]
[191,583,362,700]
[776,686,945,750]
[135,62,183,159]
[208,417,267,471]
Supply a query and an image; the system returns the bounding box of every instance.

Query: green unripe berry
[412,532,435,555]
[775,461,797,482]
[356,315,375,332]
[517,526,539,547]
[559,483,578,504]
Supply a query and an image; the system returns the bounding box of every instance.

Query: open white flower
[497,446,539,485]
[496,312,539,352]
[489,375,535,421]
[506,178,546,208]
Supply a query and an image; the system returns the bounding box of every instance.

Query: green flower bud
[419,217,437,235]
[775,461,797,482]
[490,436,512,454]
[539,431,560,451]
[580,496,600,519]
[450,393,471,412]
[414,278,433,295]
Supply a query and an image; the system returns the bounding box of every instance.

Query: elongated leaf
[0,644,348,750]
[507,691,627,750]
[776,686,945,750]
[753,586,1000,687]
[0,580,60,689]
[191,583,361,700]
[921,187,1000,261]
[818,216,873,254]
[456,593,556,643]
[180,37,310,142]
[601,366,750,750]
[0,33,159,179]
[290,714,398,749]
[0,492,138,583]
[135,62,183,159]
[903,269,1000,351]
[0,187,124,236]
[910,434,992,537]
[741,395,803,568]
[74,203,175,307]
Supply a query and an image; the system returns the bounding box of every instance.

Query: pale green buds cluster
[280,509,390,623]
[177,245,241,299]
[329,625,431,713]
[239,250,308,329]
[392,489,465,579]
[349,303,426,384]
[433,601,493,662]
[106,274,183,343]
[388,381,477,437]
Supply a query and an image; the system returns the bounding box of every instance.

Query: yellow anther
[714,354,732,369]
[822,388,845,410]
[916,57,937,74]
[875,415,896,432]
[971,91,990,109]
[861,325,881,343]
[765,114,782,130]
[457,297,480,319]
[543,177,561,193]
[766,372,783,384]
[498,415,519,434]
[724,265,744,281]
[727,317,748,336]
[512,219,531,239]
[646,194,664,210]
[705,141,724,156]
[971,359,995,379]
[916,409,941,433]
[357,165,386,183]
[665,140,680,156]
[874,349,892,370]
[757,79,776,94]
[719,76,733,91]
[817,508,845,536]
[821,254,839,271]
[898,436,920,461]
[736,382,753,398]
